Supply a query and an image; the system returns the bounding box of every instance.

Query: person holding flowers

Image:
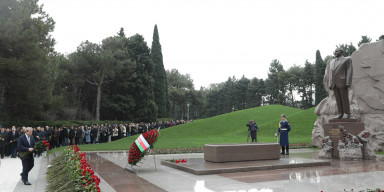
[17,127,36,185]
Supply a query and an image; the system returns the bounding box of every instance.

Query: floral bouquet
[18,151,32,160]
[34,140,50,153]
[128,129,159,166]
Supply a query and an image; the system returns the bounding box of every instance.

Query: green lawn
[49,105,317,154]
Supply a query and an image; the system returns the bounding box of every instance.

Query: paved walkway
[2,149,384,192]
[0,152,114,192]
[0,154,43,192]
[96,150,384,192]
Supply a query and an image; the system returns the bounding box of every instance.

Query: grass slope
[50,105,317,153]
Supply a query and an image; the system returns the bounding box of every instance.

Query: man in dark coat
[0,127,8,159]
[17,127,36,185]
[60,126,68,146]
[75,127,82,145]
[8,126,19,158]
[90,126,96,144]
[277,114,291,155]
[69,127,75,145]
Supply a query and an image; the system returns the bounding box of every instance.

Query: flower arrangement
[34,140,50,153]
[169,158,187,163]
[18,140,50,160]
[128,129,159,166]
[46,145,100,192]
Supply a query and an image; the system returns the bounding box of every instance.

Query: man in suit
[17,127,35,185]
[328,48,353,119]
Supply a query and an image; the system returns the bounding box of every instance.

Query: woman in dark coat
[277,114,291,155]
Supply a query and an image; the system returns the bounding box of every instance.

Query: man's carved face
[334,49,343,58]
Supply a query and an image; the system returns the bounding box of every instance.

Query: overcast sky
[39,0,384,88]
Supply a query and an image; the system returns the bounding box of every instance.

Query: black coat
[8,131,19,147]
[0,131,8,147]
[76,129,82,139]
[69,129,75,139]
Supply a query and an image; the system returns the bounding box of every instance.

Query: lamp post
[187,104,190,121]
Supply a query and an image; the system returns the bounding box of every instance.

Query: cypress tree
[151,25,169,117]
[315,50,326,105]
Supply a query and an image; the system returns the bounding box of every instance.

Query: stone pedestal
[323,119,364,159]
[204,143,280,163]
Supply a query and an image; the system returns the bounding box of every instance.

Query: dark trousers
[22,157,34,182]
[11,146,17,157]
[334,87,350,115]
[0,147,5,158]
[6,145,11,156]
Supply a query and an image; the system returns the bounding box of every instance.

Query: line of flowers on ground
[46,145,100,192]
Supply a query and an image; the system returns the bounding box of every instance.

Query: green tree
[117,27,125,37]
[246,78,260,108]
[166,69,194,119]
[101,35,136,120]
[265,59,284,104]
[300,60,315,108]
[337,43,356,56]
[358,35,372,47]
[0,0,56,120]
[234,76,250,110]
[314,50,327,105]
[151,25,169,118]
[71,41,121,120]
[377,35,384,41]
[126,34,157,122]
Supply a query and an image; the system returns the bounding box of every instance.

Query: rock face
[313,40,384,151]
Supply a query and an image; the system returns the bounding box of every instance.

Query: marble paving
[87,149,384,192]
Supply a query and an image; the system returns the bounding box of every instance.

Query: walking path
[0,152,114,192]
[0,154,43,192]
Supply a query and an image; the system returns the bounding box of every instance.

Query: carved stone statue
[327,48,353,119]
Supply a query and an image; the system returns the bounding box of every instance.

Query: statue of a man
[328,48,353,119]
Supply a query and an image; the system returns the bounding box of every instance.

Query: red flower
[181,159,187,163]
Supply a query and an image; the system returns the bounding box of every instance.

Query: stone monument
[313,40,384,159]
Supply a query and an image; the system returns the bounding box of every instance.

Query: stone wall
[312,40,384,151]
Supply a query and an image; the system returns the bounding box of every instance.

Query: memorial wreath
[128,129,159,166]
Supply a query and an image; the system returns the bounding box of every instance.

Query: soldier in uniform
[277,114,291,155]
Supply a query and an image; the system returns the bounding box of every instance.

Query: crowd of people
[0,120,191,159]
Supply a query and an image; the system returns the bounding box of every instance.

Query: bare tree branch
[84,77,98,86]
